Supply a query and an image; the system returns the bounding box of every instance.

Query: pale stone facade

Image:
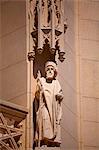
[77,1,99,150]
[0,0,99,150]
[0,1,28,149]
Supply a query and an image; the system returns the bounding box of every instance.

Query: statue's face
[46,65,55,80]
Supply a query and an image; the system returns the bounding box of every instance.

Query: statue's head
[45,61,57,80]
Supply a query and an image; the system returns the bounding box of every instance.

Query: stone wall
[0,0,27,107]
[58,0,79,150]
[77,0,99,150]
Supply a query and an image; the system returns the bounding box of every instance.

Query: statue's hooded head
[45,61,57,80]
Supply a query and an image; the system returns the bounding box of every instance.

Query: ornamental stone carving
[28,0,67,62]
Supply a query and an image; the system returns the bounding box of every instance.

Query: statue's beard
[46,74,54,80]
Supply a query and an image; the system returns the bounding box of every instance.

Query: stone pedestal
[35,147,60,150]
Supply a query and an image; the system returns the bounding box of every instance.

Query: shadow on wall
[33,40,55,78]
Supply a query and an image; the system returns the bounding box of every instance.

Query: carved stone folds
[0,99,28,150]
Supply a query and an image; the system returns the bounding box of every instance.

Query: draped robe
[34,77,63,145]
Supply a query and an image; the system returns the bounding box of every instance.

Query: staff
[36,71,43,149]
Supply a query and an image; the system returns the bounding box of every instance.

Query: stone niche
[0,99,28,150]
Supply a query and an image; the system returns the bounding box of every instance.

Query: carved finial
[28,51,35,61]
[17,140,22,147]
[17,122,23,128]
[58,51,65,62]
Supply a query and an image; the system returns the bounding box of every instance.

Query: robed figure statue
[33,61,63,148]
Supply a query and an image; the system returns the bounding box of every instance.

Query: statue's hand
[55,93,63,102]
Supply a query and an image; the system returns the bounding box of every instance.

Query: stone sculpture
[33,61,63,148]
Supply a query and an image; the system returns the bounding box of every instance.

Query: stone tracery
[28,0,67,62]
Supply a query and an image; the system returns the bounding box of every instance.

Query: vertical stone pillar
[26,1,36,149]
